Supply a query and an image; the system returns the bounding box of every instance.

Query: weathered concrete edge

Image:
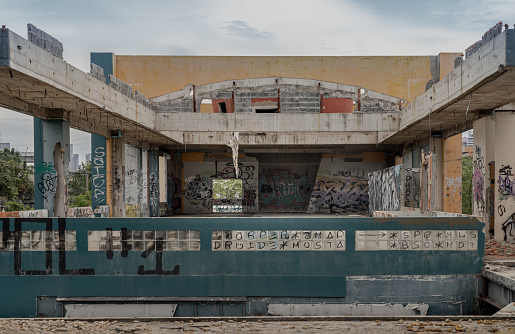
[8,315,504,322]
[4,29,182,146]
[483,268,515,290]
[0,28,9,67]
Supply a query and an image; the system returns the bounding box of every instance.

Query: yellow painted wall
[439,52,462,79]
[114,56,440,103]
[443,134,462,213]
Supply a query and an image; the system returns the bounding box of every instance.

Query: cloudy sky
[1,0,514,161]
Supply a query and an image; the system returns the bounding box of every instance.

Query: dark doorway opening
[218,102,228,113]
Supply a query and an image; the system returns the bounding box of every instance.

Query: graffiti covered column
[111,137,125,217]
[148,149,160,217]
[91,134,108,213]
[473,116,495,232]
[34,117,70,216]
[495,113,515,242]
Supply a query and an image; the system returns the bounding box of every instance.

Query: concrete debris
[485,239,515,257]
[27,24,63,59]
[108,74,134,99]
[0,318,512,333]
[90,63,106,83]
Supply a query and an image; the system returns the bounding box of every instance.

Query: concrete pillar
[473,116,495,231]
[148,149,160,217]
[34,117,70,217]
[443,134,462,213]
[124,144,140,217]
[430,135,444,212]
[111,137,125,217]
[91,134,108,210]
[140,149,149,217]
[494,112,515,242]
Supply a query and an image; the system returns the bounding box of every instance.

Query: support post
[34,117,70,217]
[430,135,443,211]
[91,134,107,211]
[111,137,125,217]
[474,116,495,231]
[148,149,160,217]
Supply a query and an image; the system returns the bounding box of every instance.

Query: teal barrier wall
[0,217,484,317]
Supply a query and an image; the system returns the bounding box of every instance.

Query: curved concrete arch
[151,77,403,112]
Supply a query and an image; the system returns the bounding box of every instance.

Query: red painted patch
[321,98,353,113]
[212,99,235,113]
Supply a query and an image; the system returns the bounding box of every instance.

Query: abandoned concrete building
[0,22,514,317]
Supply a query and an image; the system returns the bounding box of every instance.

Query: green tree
[462,156,473,214]
[0,148,34,210]
[68,161,92,207]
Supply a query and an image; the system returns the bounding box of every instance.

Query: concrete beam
[381,29,515,145]
[182,131,381,146]
[156,112,399,133]
[0,28,180,149]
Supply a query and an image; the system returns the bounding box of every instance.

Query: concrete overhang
[381,28,515,145]
[0,28,182,149]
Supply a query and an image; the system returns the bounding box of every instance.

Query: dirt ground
[0,318,514,333]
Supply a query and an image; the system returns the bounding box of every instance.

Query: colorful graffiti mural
[259,172,312,212]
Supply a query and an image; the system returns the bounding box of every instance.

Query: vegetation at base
[0,148,34,211]
[68,161,92,208]
[4,201,29,212]
[462,156,472,214]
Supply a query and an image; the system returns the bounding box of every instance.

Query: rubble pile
[485,239,515,257]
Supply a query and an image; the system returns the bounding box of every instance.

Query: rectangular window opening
[255,108,278,113]
[212,179,243,213]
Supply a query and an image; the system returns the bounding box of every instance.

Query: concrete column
[34,117,70,217]
[111,137,125,217]
[148,149,160,217]
[495,113,515,242]
[430,135,444,211]
[91,134,107,210]
[473,116,495,231]
[124,144,139,217]
[140,149,149,217]
[443,134,462,213]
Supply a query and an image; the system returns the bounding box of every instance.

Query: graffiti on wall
[67,207,94,218]
[403,168,421,208]
[501,212,515,242]
[149,173,159,217]
[498,164,515,199]
[473,146,486,213]
[368,165,402,212]
[259,171,312,212]
[91,146,106,208]
[184,174,212,210]
[309,176,369,213]
[35,162,57,199]
[307,161,386,214]
[445,176,462,211]
[124,168,139,205]
[0,218,94,276]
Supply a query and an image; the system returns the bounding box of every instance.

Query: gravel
[0,318,513,333]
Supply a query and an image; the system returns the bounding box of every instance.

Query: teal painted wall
[0,216,484,317]
[90,52,114,85]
